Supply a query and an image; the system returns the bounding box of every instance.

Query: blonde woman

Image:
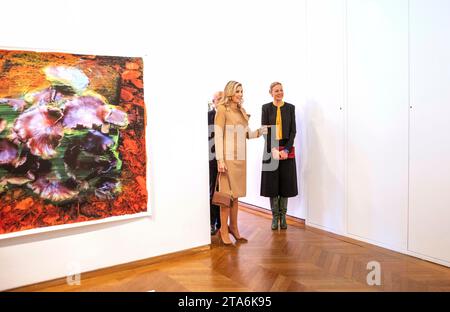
[260,82,298,230]
[214,81,266,245]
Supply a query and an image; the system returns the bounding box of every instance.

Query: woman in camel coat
[214,80,266,245]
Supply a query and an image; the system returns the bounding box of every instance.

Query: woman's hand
[279,150,289,160]
[218,160,227,173]
[259,125,268,136]
[271,148,280,160]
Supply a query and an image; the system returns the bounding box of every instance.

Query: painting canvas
[0,49,147,238]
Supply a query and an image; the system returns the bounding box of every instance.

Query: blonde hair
[218,80,243,108]
[269,81,283,94]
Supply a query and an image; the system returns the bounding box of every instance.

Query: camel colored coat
[214,103,259,198]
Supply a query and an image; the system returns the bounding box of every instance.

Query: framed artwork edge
[0,46,151,240]
[0,45,148,59]
[0,211,152,241]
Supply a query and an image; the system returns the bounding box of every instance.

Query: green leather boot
[270,197,280,230]
[279,197,288,229]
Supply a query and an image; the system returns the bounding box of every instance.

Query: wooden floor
[13,206,450,292]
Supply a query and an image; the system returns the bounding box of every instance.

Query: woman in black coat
[261,82,298,230]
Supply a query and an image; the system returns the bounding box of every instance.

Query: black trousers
[209,161,221,228]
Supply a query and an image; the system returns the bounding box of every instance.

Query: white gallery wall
[0,0,217,291]
[304,0,346,234]
[346,0,409,251]
[0,0,449,291]
[0,0,310,290]
[240,1,308,220]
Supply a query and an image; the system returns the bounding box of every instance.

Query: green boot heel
[279,197,288,230]
[270,197,280,230]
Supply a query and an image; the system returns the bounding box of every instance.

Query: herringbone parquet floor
[13,206,450,292]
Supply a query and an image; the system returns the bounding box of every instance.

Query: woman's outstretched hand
[259,125,268,136]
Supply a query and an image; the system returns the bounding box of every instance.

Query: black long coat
[208,109,216,164]
[260,102,298,198]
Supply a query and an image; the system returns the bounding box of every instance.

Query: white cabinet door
[409,0,450,264]
[305,0,346,233]
[346,0,409,249]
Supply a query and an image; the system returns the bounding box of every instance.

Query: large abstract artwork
[0,49,147,238]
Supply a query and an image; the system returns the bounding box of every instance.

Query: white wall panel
[409,0,450,263]
[241,0,307,219]
[304,0,345,233]
[346,0,409,249]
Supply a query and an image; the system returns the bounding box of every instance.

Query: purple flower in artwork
[62,96,128,129]
[24,88,66,106]
[61,96,109,129]
[94,178,121,200]
[12,106,64,159]
[1,65,130,203]
[0,139,19,165]
[105,108,128,127]
[83,130,115,155]
[28,177,79,202]
[0,98,27,111]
